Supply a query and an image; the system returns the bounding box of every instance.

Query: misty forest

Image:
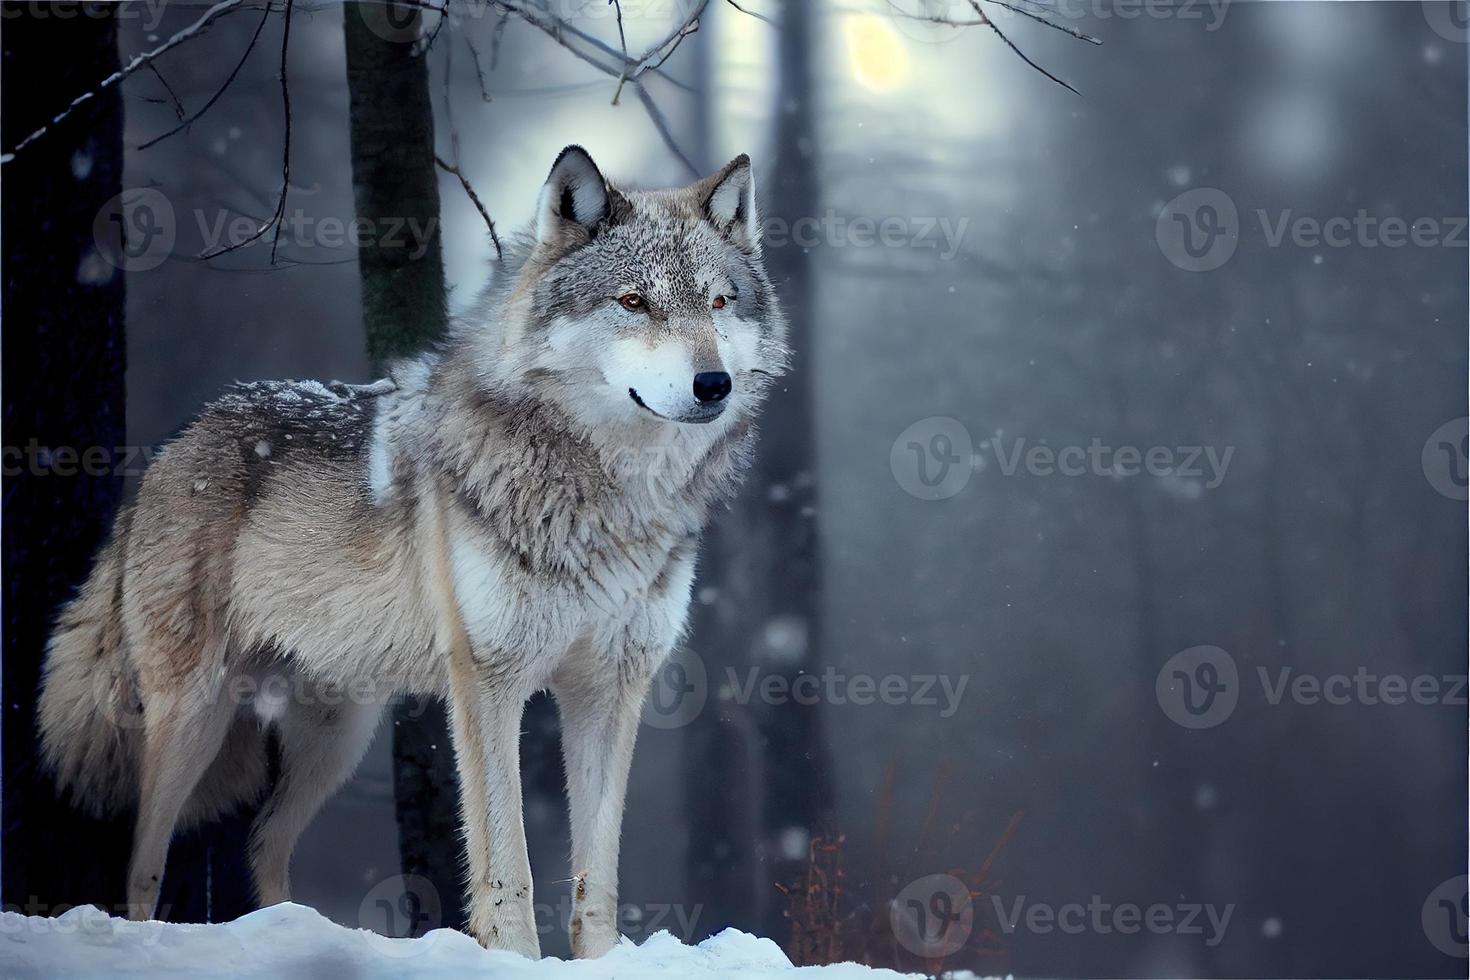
[2,1,1466,977]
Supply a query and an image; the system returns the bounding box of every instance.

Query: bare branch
[199,0,295,262]
[1,0,254,163]
[982,0,1102,44]
[137,0,276,151]
[633,81,698,178]
[723,0,776,27]
[610,0,630,104]
[436,155,503,260]
[889,0,1097,43]
[463,21,496,100]
[145,62,187,120]
[436,24,504,258]
[488,8,512,71]
[968,0,1080,95]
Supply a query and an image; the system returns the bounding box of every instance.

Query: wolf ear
[700,154,759,255]
[537,145,612,245]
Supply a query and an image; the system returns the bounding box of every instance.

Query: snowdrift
[0,901,926,978]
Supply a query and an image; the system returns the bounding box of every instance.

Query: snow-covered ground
[0,902,925,979]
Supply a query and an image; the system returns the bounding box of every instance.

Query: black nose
[692,371,732,403]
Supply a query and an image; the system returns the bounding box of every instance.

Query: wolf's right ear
[536,145,613,246]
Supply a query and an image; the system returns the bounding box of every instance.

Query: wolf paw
[569,913,620,959]
[469,897,541,959]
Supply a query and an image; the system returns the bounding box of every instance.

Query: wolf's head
[467,146,788,432]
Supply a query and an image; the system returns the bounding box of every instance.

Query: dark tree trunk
[344,1,449,358]
[685,0,835,943]
[754,0,834,934]
[342,0,465,934]
[1,1,133,917]
[2,1,263,925]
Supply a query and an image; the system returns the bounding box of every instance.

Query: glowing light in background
[843,14,911,93]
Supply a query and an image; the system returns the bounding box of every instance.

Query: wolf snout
[692,371,732,404]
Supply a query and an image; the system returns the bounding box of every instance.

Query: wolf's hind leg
[248,691,382,906]
[128,669,235,921]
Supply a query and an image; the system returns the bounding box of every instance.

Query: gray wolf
[37,146,787,958]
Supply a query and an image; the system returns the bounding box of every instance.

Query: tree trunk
[685,0,835,943]
[1,1,133,917]
[342,0,462,933]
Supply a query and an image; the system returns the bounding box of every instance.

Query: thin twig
[138,0,275,151]
[463,23,495,100]
[610,0,630,104]
[199,0,294,261]
[723,0,775,26]
[145,62,187,119]
[969,0,1079,95]
[436,18,502,258]
[887,0,1098,46]
[633,81,697,177]
[984,0,1101,44]
[436,155,503,260]
[1,0,251,163]
[488,8,511,71]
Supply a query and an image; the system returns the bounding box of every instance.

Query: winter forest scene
[1,0,1466,977]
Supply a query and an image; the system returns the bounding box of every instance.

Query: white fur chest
[446,522,677,678]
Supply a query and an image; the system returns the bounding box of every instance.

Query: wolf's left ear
[537,145,615,246]
[700,154,759,255]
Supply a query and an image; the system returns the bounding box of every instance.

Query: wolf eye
[711,295,727,310]
[618,293,646,312]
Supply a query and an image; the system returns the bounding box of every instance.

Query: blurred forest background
[2,1,1466,977]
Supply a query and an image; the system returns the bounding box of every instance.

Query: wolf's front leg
[552,643,662,959]
[445,652,541,958]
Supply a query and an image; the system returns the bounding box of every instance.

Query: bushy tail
[38,518,141,818]
[37,514,271,825]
